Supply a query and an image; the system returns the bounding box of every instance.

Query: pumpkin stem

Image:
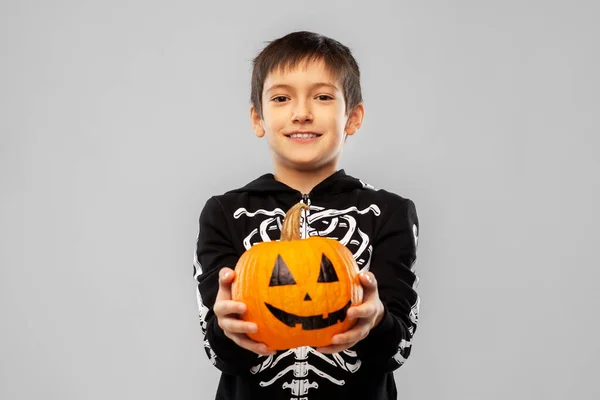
[281,202,309,241]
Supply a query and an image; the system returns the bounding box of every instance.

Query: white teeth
[290,133,318,139]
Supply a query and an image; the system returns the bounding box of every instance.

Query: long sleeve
[193,196,261,375]
[352,198,420,372]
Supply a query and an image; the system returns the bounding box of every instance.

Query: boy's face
[250,58,363,172]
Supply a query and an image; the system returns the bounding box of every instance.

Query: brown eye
[272,96,287,103]
[317,95,333,101]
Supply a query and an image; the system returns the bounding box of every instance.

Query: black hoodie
[193,169,420,400]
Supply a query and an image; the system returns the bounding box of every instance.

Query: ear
[345,103,364,137]
[250,104,265,138]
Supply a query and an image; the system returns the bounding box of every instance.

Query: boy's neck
[273,164,338,195]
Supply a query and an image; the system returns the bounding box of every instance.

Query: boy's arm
[193,196,260,375]
[352,198,420,372]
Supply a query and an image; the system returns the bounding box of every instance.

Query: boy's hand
[213,267,275,356]
[316,271,384,354]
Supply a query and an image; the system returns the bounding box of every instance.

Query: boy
[193,31,420,400]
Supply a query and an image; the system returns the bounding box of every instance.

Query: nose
[292,101,313,123]
[304,293,312,301]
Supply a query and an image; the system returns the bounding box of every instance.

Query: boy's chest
[228,198,384,273]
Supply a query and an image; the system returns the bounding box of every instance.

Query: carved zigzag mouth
[264,300,352,330]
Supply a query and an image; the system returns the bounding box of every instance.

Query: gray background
[1,0,599,399]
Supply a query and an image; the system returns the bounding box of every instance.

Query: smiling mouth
[285,133,323,139]
[264,300,352,330]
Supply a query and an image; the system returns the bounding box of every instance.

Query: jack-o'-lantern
[231,202,363,350]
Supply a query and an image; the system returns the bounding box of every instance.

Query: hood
[225,169,366,197]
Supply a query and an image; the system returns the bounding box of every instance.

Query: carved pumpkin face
[231,202,363,351]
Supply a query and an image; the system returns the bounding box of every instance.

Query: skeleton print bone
[252,346,361,396]
[233,204,379,272]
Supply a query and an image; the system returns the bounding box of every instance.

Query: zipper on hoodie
[301,193,311,206]
[300,193,311,238]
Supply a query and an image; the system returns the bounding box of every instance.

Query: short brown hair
[250,31,363,119]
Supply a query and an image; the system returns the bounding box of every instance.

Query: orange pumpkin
[231,202,363,350]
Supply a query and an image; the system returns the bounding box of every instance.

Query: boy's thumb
[359,271,376,288]
[219,267,233,283]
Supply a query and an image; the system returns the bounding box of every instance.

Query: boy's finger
[330,323,370,345]
[317,341,358,354]
[213,300,246,317]
[220,319,258,334]
[347,302,378,319]
[219,267,235,284]
[228,333,275,356]
[358,272,377,289]
[331,318,369,343]
[216,268,235,301]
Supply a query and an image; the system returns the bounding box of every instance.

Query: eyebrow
[265,82,339,93]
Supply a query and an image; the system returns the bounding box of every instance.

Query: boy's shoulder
[355,181,415,208]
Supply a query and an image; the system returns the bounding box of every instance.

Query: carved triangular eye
[317,253,339,283]
[269,255,296,286]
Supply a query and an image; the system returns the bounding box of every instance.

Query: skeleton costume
[193,169,420,400]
